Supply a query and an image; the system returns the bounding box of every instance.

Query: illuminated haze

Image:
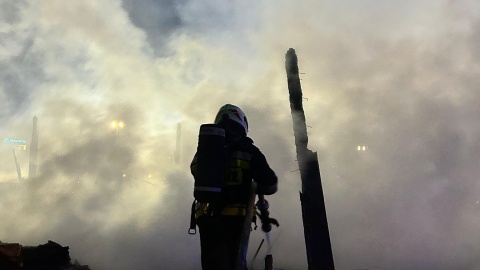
[1,1,479,269]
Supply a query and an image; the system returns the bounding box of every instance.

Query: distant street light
[357,145,368,151]
[111,121,125,132]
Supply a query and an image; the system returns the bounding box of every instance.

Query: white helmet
[214,104,248,135]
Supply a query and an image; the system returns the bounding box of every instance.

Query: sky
[1,0,479,269]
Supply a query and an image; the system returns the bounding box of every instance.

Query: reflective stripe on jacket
[195,202,247,219]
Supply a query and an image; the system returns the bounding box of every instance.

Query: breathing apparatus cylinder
[193,124,227,203]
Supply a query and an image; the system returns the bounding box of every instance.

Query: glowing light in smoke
[111,121,125,131]
[357,145,368,151]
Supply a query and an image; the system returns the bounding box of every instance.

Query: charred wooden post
[285,48,335,270]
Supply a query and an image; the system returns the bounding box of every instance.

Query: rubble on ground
[0,240,90,270]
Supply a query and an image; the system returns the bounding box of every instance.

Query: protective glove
[256,199,280,232]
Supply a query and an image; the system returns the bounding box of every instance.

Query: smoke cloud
[1,0,479,269]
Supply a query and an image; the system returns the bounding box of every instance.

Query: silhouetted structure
[29,116,38,179]
[13,150,22,181]
[285,48,335,270]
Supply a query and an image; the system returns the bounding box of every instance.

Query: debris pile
[0,240,90,270]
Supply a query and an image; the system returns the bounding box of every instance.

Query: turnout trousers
[197,215,247,270]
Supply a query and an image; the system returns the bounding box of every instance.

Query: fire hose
[256,195,280,233]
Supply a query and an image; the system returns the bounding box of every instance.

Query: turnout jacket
[191,136,277,217]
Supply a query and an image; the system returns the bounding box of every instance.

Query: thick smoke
[1,0,479,269]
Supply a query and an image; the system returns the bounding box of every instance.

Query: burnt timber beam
[285,48,335,270]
